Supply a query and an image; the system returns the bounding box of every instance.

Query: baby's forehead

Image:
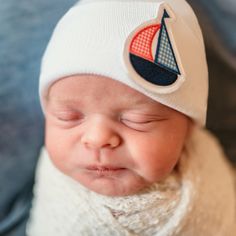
[48,74,147,101]
[47,74,172,112]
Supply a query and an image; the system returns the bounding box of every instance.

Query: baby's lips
[86,165,126,171]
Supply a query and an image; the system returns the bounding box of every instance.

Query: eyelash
[55,113,84,122]
[120,113,168,130]
[121,119,153,124]
[119,118,156,132]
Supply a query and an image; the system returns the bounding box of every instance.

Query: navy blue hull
[130,54,178,86]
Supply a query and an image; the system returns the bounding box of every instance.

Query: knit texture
[27,127,236,236]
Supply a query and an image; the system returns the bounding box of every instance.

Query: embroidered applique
[124,3,185,94]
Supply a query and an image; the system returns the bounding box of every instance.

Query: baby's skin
[45,75,190,196]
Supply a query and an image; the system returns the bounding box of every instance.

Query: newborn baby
[27,0,236,235]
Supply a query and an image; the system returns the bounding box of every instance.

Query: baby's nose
[80,116,121,150]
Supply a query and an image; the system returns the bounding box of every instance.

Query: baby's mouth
[86,165,125,171]
[85,165,126,176]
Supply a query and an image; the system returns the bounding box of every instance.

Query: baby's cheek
[143,163,174,183]
[45,125,70,167]
[128,140,179,182]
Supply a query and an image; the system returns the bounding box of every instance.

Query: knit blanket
[26,127,236,236]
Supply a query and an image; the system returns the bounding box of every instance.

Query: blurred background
[0,0,235,235]
[188,0,236,164]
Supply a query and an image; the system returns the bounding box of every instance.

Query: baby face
[45,75,190,196]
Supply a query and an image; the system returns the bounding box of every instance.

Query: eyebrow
[124,96,166,109]
[47,95,81,104]
[46,97,84,111]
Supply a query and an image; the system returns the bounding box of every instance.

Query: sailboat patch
[124,3,185,94]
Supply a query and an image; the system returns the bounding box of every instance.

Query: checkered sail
[154,10,180,75]
[129,25,161,62]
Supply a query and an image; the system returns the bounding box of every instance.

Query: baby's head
[39,0,208,196]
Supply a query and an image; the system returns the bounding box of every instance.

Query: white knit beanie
[39,0,208,126]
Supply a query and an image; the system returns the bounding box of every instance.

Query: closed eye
[120,112,168,131]
[53,111,84,122]
[121,119,154,124]
[120,119,155,132]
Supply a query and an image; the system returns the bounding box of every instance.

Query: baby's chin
[72,170,152,197]
[84,181,150,197]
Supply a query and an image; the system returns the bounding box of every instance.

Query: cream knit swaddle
[27,127,236,236]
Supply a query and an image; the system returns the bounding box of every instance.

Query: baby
[27,0,236,235]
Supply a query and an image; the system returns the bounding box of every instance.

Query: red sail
[130,24,161,62]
